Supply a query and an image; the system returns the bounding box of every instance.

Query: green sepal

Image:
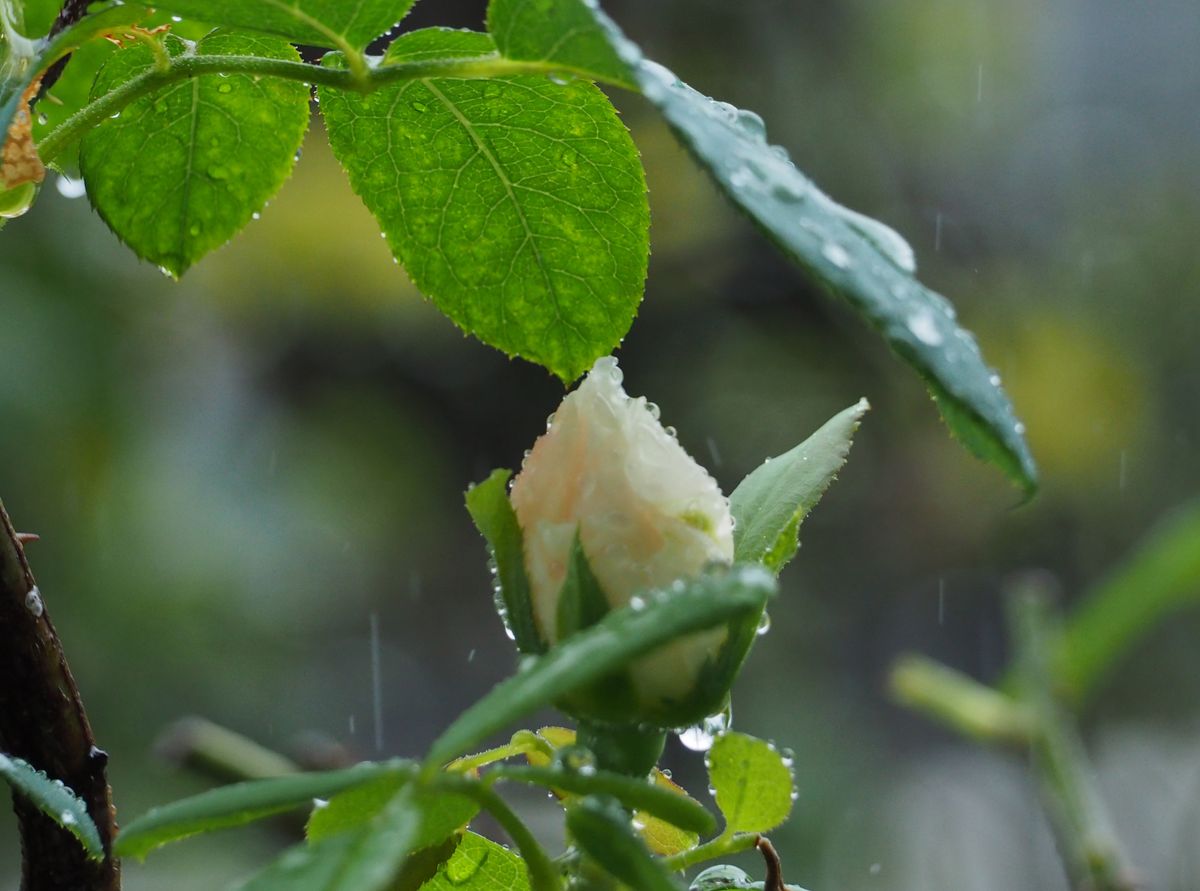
[567,795,682,891]
[465,469,544,654]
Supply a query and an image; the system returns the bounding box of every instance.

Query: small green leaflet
[240,784,422,891]
[730,399,868,572]
[0,752,104,861]
[465,469,543,653]
[504,0,1037,494]
[147,0,416,51]
[79,31,310,277]
[567,795,682,891]
[320,28,649,382]
[424,564,775,768]
[706,732,794,834]
[115,759,414,859]
[422,831,531,891]
[488,0,635,90]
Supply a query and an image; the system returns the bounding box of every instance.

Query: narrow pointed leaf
[79,31,310,277]
[147,0,417,50]
[465,469,543,653]
[488,0,635,89]
[115,759,415,859]
[491,764,715,836]
[567,795,682,891]
[706,732,794,834]
[1055,499,1200,704]
[421,831,532,891]
[425,565,775,768]
[320,28,649,382]
[730,399,868,571]
[572,7,1036,494]
[0,753,104,860]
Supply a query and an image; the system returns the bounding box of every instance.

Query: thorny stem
[1007,576,1137,891]
[36,51,627,165]
[0,498,119,891]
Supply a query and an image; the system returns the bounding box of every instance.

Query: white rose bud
[510,356,735,721]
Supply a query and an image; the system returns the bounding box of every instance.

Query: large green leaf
[705,732,794,834]
[465,469,543,653]
[539,3,1036,493]
[730,399,868,571]
[115,760,414,859]
[79,31,310,277]
[487,0,635,89]
[421,831,531,891]
[567,795,682,891]
[425,564,775,767]
[320,28,649,382]
[146,0,416,50]
[491,764,716,836]
[0,752,104,860]
[1055,499,1200,704]
[239,784,423,891]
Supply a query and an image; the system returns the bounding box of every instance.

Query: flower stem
[662,830,761,872]
[36,51,626,165]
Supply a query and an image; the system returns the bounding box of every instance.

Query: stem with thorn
[0,498,119,891]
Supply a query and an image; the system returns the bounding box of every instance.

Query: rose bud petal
[510,356,736,724]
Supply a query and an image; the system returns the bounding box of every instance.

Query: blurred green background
[2,0,1199,888]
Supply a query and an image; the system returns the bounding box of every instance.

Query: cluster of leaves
[2,383,870,889]
[0,0,1036,494]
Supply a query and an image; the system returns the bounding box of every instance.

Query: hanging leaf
[706,732,794,834]
[320,28,649,382]
[79,31,310,277]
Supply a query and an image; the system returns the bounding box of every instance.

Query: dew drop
[410,100,428,113]
[907,308,944,346]
[25,586,44,617]
[755,610,772,636]
[55,175,86,200]
[822,242,852,269]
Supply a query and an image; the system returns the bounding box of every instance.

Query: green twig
[36,51,628,165]
[1007,575,1137,891]
[889,653,1033,746]
[662,830,761,872]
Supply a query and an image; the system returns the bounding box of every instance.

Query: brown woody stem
[0,499,119,890]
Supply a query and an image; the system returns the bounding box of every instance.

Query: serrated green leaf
[577,9,1037,495]
[730,399,868,572]
[567,795,682,891]
[1054,499,1200,704]
[425,564,775,767]
[320,28,649,381]
[0,752,104,860]
[79,30,310,277]
[706,732,794,834]
[115,759,414,859]
[465,469,543,654]
[146,0,416,50]
[239,784,423,891]
[422,831,531,891]
[487,0,635,89]
[307,775,476,846]
[492,764,715,836]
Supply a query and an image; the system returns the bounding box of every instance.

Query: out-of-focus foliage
[1,0,1198,888]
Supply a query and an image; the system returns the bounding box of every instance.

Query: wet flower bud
[510,357,735,723]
